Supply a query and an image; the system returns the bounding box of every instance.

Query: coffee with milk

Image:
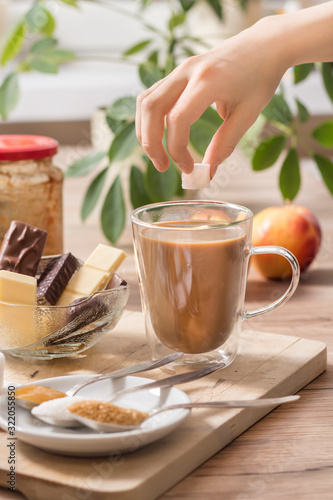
[140,221,248,354]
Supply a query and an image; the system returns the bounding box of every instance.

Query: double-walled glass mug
[131,201,300,366]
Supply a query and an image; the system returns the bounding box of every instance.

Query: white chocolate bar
[0,270,37,349]
[57,244,127,306]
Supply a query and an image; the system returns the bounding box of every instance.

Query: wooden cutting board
[0,310,327,500]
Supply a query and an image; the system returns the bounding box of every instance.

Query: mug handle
[243,245,300,320]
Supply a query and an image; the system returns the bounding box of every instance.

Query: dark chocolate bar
[65,275,127,330]
[0,221,47,276]
[37,253,80,305]
[106,273,127,289]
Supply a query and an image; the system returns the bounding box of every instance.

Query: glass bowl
[0,257,129,360]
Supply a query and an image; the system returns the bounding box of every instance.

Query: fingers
[166,80,214,173]
[137,79,215,173]
[203,106,259,178]
[136,74,188,172]
[136,56,216,174]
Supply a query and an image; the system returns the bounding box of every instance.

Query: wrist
[254,5,333,69]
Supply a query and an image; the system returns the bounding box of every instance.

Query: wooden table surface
[1,148,333,500]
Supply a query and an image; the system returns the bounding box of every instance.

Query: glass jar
[0,135,63,255]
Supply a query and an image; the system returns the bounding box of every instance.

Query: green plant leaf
[238,0,250,9]
[148,50,158,65]
[165,52,176,75]
[239,114,266,160]
[252,135,286,171]
[66,151,107,177]
[314,154,333,195]
[25,4,55,35]
[180,0,195,10]
[175,171,185,197]
[130,165,152,209]
[106,96,136,121]
[279,148,300,201]
[42,49,76,63]
[139,61,163,88]
[30,38,57,54]
[144,159,179,202]
[201,106,223,128]
[182,46,196,57]
[17,61,31,72]
[108,121,139,163]
[123,40,152,57]
[140,0,151,8]
[262,94,293,126]
[29,58,58,73]
[106,116,126,134]
[0,73,19,120]
[1,22,26,66]
[59,0,79,6]
[190,119,217,156]
[101,175,126,244]
[322,62,333,103]
[81,167,108,221]
[189,107,223,156]
[294,63,314,84]
[169,13,186,30]
[29,39,75,65]
[29,51,75,75]
[312,120,333,147]
[204,0,223,19]
[296,98,310,123]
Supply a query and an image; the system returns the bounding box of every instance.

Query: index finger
[165,79,215,172]
[136,73,188,172]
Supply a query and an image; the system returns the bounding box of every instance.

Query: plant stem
[75,53,138,65]
[271,120,294,136]
[298,134,315,158]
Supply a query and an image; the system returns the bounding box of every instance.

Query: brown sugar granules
[67,400,148,426]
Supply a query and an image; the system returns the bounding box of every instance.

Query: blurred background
[0,0,331,144]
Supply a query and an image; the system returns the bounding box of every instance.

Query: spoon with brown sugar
[67,395,300,433]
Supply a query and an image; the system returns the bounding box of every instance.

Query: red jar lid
[0,135,58,161]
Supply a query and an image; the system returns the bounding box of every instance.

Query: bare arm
[136,1,333,178]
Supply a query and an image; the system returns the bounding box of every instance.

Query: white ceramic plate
[0,374,191,457]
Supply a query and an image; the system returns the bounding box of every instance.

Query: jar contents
[67,400,149,426]
[15,384,67,405]
[0,135,63,255]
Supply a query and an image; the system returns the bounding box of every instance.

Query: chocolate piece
[0,221,47,277]
[66,295,109,329]
[106,273,127,289]
[64,275,127,332]
[37,253,80,305]
[43,279,128,349]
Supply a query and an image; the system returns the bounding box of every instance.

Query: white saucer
[0,374,191,457]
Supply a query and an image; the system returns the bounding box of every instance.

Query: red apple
[251,205,322,279]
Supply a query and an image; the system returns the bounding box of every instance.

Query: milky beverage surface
[140,221,248,354]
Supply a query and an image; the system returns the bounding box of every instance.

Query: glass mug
[131,201,300,366]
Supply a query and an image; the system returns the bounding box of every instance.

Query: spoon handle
[68,352,183,396]
[153,395,300,414]
[111,361,226,400]
[68,395,301,432]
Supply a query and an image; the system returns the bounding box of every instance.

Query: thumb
[203,107,257,178]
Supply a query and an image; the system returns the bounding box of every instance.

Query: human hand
[136,17,288,179]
